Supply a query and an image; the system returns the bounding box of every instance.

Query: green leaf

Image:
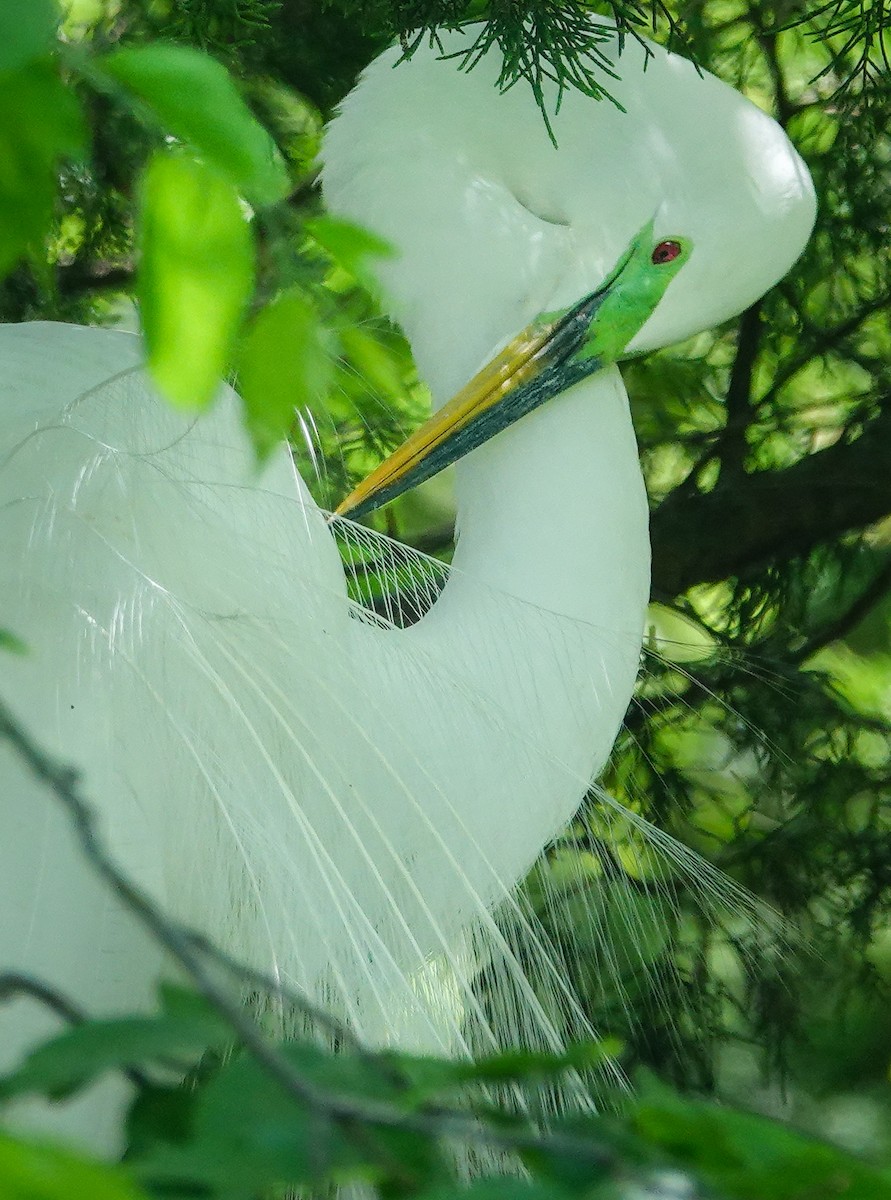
[0,627,27,654]
[631,1080,891,1200]
[382,1039,622,1110]
[462,1039,623,1085]
[100,44,289,206]
[306,215,393,296]
[0,62,85,280]
[236,287,333,458]
[125,1082,197,1156]
[0,1131,147,1200]
[417,1183,575,1200]
[339,326,406,399]
[134,1040,443,1196]
[0,1008,232,1101]
[134,1059,362,1197]
[0,0,59,75]
[138,151,254,409]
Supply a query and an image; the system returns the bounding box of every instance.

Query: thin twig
[789,553,891,663]
[718,302,762,483]
[0,971,152,1090]
[0,698,636,1177]
[0,699,350,1115]
[0,972,87,1027]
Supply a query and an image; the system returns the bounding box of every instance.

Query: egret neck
[444,364,649,633]
[403,362,651,821]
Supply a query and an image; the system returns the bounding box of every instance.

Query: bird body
[0,24,815,1149]
[0,323,648,1143]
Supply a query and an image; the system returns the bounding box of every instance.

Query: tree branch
[0,972,152,1089]
[56,261,135,299]
[402,406,891,603]
[789,553,891,663]
[0,973,86,1027]
[651,403,891,596]
[717,301,762,482]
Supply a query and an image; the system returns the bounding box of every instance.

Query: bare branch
[0,698,641,1179]
[0,973,86,1027]
[651,404,891,595]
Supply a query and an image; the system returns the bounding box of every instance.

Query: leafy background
[2,1,891,1196]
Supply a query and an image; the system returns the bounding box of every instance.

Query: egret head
[335,218,693,520]
[323,26,816,397]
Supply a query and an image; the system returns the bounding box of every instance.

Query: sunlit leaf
[339,325,406,398]
[0,62,85,280]
[100,44,289,205]
[237,287,333,458]
[0,1132,147,1200]
[137,151,254,408]
[306,215,393,296]
[251,78,322,176]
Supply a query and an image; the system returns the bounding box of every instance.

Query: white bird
[0,25,814,1149]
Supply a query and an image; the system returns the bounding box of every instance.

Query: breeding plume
[0,26,815,1148]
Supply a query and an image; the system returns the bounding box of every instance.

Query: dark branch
[56,262,135,299]
[790,553,891,663]
[717,301,762,482]
[0,973,86,1026]
[404,407,891,602]
[651,404,891,596]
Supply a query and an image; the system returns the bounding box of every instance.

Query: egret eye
[652,240,682,265]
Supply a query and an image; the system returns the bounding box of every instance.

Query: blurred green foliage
[3,979,891,1199]
[2,0,891,1193]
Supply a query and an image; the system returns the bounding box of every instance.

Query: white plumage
[0,25,814,1148]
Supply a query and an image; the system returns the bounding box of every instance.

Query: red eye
[652,240,682,265]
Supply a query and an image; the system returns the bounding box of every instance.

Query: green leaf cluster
[0,5,402,448]
[0,0,85,282]
[2,985,889,1200]
[0,1133,145,1200]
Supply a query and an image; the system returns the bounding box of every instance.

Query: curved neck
[440,366,650,632]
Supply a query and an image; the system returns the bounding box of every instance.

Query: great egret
[0,25,815,1149]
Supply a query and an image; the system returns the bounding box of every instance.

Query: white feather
[0,23,815,1150]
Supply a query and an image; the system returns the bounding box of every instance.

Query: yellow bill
[334,316,565,521]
